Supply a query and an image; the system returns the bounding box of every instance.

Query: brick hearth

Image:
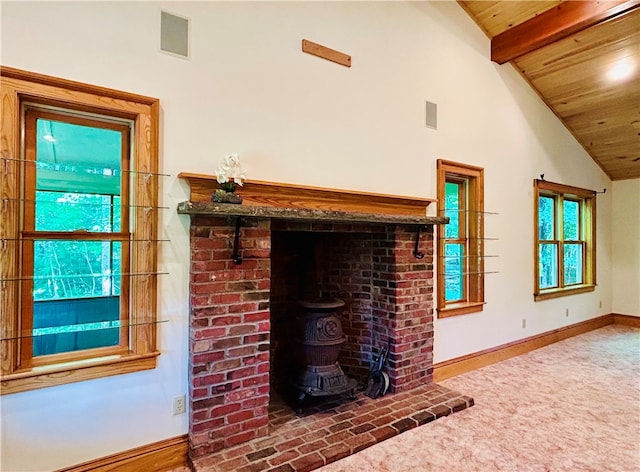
[191,383,474,471]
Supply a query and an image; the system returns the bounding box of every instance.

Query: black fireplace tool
[365,341,391,399]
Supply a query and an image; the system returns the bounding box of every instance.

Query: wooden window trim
[438,301,486,318]
[437,160,485,318]
[0,66,160,395]
[533,179,596,302]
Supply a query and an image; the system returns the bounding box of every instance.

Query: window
[1,67,160,394]
[437,160,484,317]
[534,179,596,300]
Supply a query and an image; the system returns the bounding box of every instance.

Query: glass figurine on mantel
[212,153,246,204]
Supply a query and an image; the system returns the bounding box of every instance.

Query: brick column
[372,225,434,392]
[188,216,271,459]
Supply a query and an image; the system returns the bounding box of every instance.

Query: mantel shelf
[177,201,448,226]
[178,172,437,218]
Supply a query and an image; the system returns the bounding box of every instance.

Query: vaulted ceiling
[460,1,640,181]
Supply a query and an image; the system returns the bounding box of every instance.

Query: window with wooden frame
[437,160,484,317]
[1,67,160,394]
[534,179,596,301]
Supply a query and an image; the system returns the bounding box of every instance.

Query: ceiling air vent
[161,11,189,58]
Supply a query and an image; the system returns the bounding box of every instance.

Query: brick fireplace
[178,174,456,467]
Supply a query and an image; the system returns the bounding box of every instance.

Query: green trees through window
[538,195,556,289]
[444,182,463,302]
[563,200,582,285]
[534,179,595,301]
[34,192,122,301]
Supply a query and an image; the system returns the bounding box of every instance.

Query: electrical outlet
[173,394,186,415]
[565,308,569,317]
[522,319,526,329]
[599,300,603,309]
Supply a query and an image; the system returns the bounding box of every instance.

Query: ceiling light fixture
[607,59,635,82]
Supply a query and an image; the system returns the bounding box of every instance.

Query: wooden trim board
[0,65,159,105]
[434,314,619,382]
[55,435,188,472]
[612,313,640,327]
[178,172,435,217]
[302,39,351,67]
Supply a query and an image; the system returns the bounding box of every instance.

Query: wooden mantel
[178,173,443,224]
[177,201,448,226]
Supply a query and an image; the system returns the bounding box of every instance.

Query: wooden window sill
[438,302,485,318]
[534,284,595,301]
[0,351,160,395]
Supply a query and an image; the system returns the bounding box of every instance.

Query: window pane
[112,241,122,295]
[539,243,558,289]
[445,182,460,239]
[33,241,121,301]
[538,196,554,240]
[564,243,583,285]
[113,195,121,231]
[563,200,579,241]
[35,191,119,232]
[444,243,464,302]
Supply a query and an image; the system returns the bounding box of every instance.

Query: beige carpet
[317,324,640,472]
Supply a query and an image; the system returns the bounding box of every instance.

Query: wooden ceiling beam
[491,0,640,64]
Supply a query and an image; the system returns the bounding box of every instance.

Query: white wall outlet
[565,308,569,317]
[599,300,603,309]
[522,318,526,328]
[173,394,186,415]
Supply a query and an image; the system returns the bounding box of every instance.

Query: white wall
[0,2,618,470]
[612,179,640,316]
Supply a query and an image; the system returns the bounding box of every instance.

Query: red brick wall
[189,216,271,458]
[188,217,434,459]
[371,226,434,392]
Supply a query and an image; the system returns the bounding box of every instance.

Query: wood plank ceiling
[460,1,640,181]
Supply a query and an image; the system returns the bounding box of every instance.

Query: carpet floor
[317,324,640,472]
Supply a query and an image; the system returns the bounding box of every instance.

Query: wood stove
[292,298,357,409]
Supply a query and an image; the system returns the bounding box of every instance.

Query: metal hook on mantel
[413,226,425,260]
[232,217,243,265]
